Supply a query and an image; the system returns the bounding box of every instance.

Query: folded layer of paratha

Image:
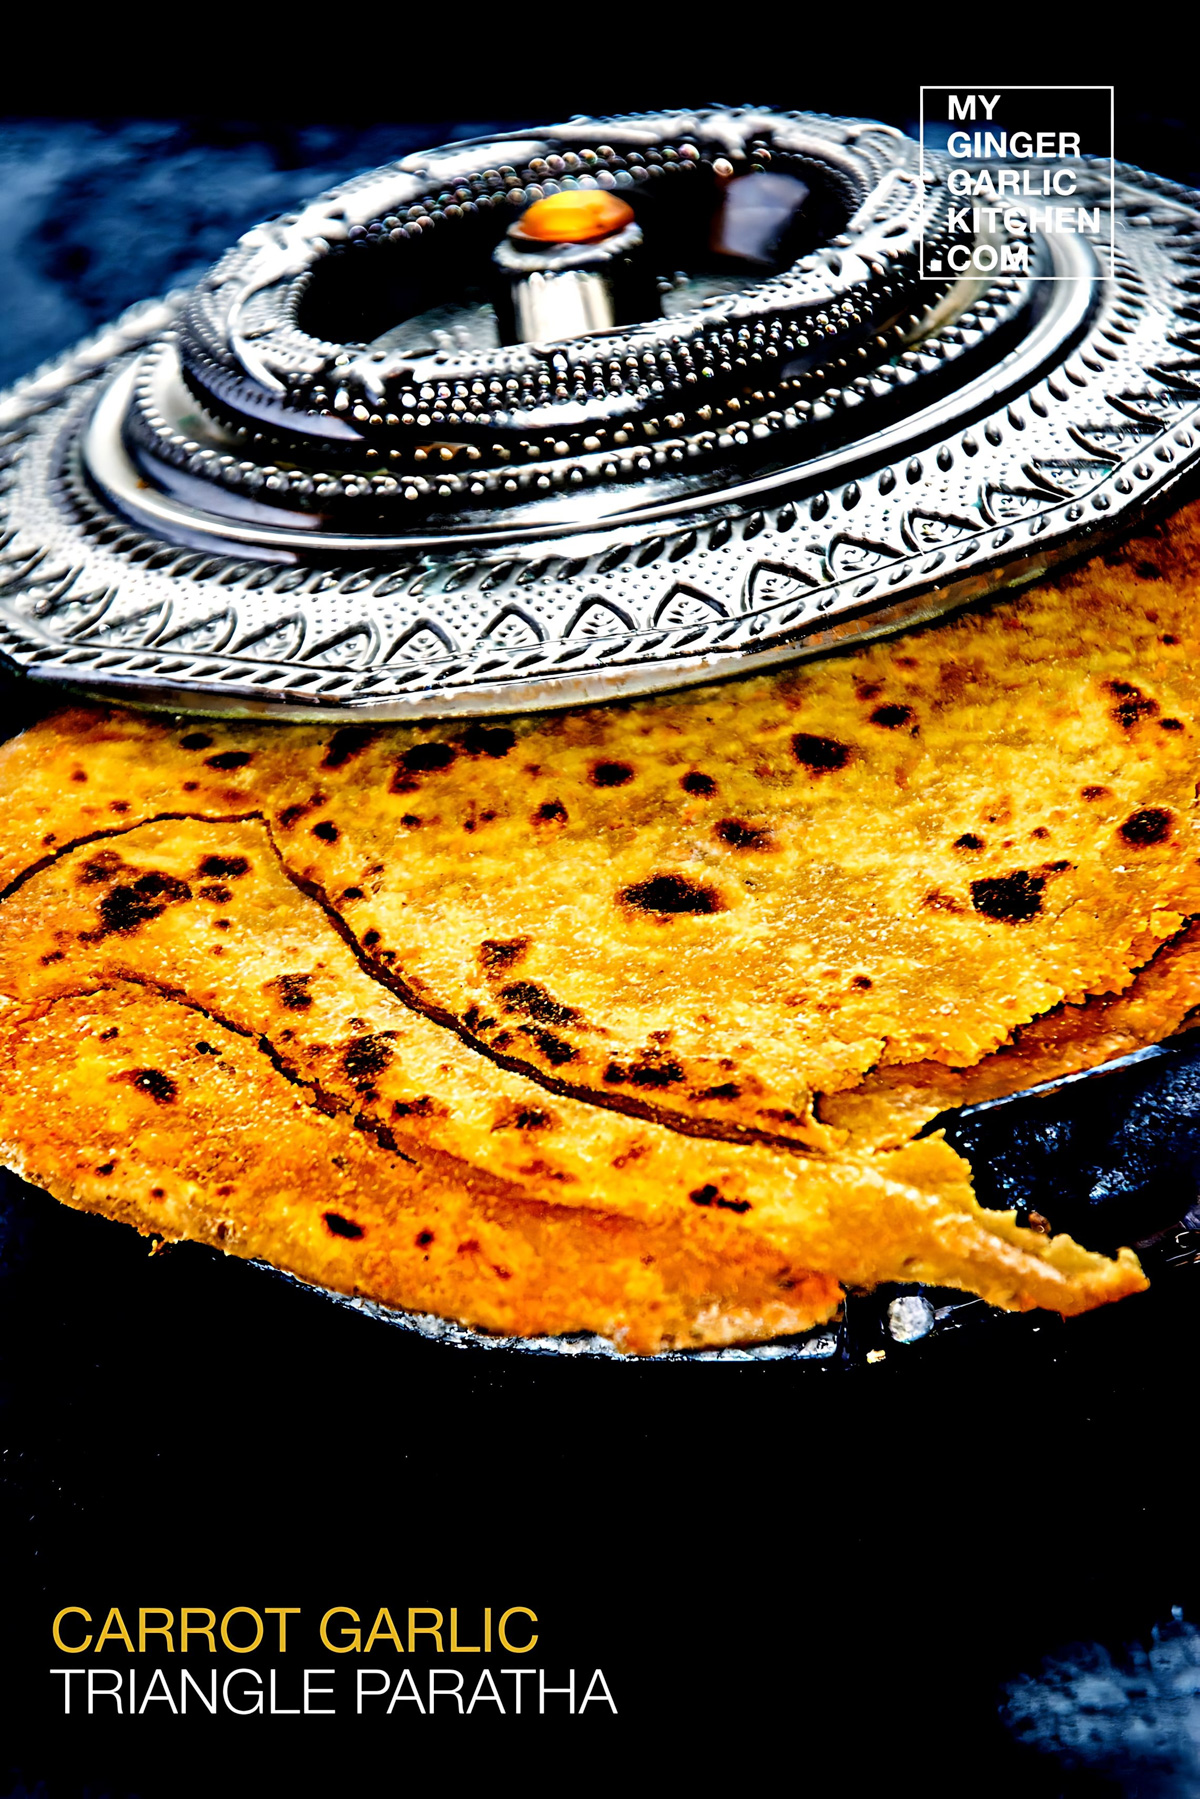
[821,920,1200,1149]
[0,985,840,1354]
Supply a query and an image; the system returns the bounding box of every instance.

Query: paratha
[5,495,1198,1348]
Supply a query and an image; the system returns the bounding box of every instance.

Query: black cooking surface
[5,111,1200,1797]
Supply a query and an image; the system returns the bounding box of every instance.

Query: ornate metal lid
[3,106,1200,719]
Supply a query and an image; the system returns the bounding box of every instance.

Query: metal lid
[2,106,1199,719]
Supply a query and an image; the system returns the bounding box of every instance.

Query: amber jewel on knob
[517,189,635,243]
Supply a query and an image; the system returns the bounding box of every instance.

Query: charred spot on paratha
[533,800,568,825]
[78,852,124,885]
[324,1211,365,1240]
[792,732,851,772]
[479,937,530,975]
[1107,679,1159,728]
[82,870,192,940]
[591,760,634,788]
[519,1027,577,1067]
[680,772,716,796]
[322,726,379,769]
[498,982,581,1029]
[618,873,724,916]
[113,1067,178,1105]
[402,742,456,772]
[869,704,914,730]
[277,793,325,829]
[391,742,456,792]
[605,1053,686,1089]
[270,973,314,1011]
[970,871,1046,923]
[342,1033,396,1091]
[689,1183,751,1214]
[462,723,516,758]
[198,855,249,879]
[392,1095,440,1118]
[715,818,774,852]
[1120,807,1173,848]
[491,1106,556,1132]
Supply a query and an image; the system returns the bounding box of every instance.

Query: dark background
[4,41,1200,1795]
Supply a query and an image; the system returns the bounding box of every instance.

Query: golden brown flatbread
[7,494,1198,1345]
[0,813,1139,1335]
